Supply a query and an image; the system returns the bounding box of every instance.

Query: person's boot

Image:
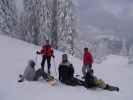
[18,78,24,83]
[116,87,119,92]
[48,69,50,75]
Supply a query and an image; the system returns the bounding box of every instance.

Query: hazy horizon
[74,0,133,43]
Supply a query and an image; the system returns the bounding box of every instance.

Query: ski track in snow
[0,34,133,100]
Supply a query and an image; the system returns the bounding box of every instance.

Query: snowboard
[45,74,57,86]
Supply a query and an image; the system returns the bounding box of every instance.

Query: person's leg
[104,84,119,92]
[86,64,92,74]
[89,64,92,69]
[96,79,107,89]
[41,56,46,72]
[64,80,77,86]
[42,71,49,80]
[82,64,87,77]
[97,79,119,92]
[47,57,51,74]
[72,77,85,86]
[33,69,43,81]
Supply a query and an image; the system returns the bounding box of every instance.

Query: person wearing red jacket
[82,47,93,77]
[37,40,54,74]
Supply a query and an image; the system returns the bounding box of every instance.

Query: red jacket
[83,51,93,64]
[40,45,53,57]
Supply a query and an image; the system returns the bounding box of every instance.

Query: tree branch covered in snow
[0,0,18,36]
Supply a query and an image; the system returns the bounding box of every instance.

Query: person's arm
[36,46,45,54]
[58,64,62,81]
[90,53,93,63]
[70,64,74,75]
[51,49,54,58]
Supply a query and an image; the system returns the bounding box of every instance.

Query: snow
[0,34,133,100]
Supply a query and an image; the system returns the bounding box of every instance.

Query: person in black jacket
[58,54,84,86]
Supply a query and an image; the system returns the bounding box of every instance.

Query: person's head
[84,47,88,52]
[28,60,35,69]
[62,54,68,63]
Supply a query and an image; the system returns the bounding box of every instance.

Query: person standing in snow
[58,54,84,86]
[37,40,54,74]
[82,47,93,77]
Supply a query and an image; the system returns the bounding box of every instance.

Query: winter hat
[28,59,35,68]
[84,47,88,52]
[62,54,68,62]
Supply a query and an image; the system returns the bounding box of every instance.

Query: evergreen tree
[128,45,133,64]
[0,0,18,36]
[95,39,108,63]
[56,0,77,55]
[21,0,41,45]
[40,0,52,40]
[20,0,52,45]
[120,39,128,56]
[51,0,58,48]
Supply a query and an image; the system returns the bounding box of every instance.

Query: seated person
[58,54,84,86]
[84,69,119,92]
[18,60,53,82]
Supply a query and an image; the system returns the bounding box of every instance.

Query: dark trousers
[41,56,51,74]
[33,69,48,81]
[61,77,85,86]
[82,63,92,77]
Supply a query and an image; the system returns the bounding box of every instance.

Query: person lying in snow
[18,60,54,82]
[84,69,119,92]
[58,54,84,86]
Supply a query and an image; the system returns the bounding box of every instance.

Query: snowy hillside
[0,35,133,100]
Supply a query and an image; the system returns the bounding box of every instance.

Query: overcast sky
[74,0,133,41]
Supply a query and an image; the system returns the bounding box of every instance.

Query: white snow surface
[0,34,133,100]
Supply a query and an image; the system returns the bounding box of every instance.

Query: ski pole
[53,57,58,77]
[35,53,38,64]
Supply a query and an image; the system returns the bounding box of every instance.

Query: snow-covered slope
[0,34,133,100]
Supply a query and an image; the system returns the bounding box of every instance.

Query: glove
[52,55,55,58]
[36,51,40,54]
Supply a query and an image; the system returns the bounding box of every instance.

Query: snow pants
[82,64,92,77]
[33,69,48,81]
[61,77,85,86]
[41,56,51,74]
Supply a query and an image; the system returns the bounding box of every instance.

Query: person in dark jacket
[37,40,54,74]
[58,54,84,86]
[84,69,119,92]
[18,60,52,82]
[82,47,94,78]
